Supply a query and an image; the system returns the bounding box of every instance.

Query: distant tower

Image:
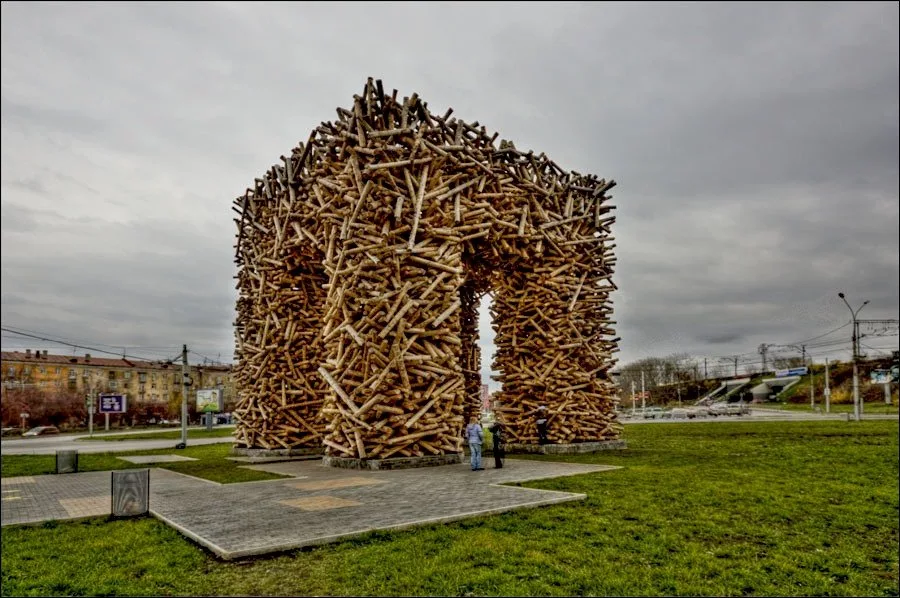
[480,384,490,412]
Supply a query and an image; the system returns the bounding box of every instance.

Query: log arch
[233,78,621,458]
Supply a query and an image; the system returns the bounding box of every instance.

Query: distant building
[0,350,234,424]
[480,384,491,411]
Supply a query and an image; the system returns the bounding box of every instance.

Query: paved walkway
[0,434,232,456]
[1,458,617,559]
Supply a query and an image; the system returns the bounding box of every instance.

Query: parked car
[22,425,60,437]
[642,407,666,419]
[709,403,748,416]
[1,427,22,437]
[671,408,697,419]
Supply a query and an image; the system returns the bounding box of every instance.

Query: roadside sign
[776,367,809,378]
[870,370,892,385]
[20,413,29,419]
[196,389,221,413]
[98,394,126,414]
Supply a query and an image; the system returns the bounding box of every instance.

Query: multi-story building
[0,350,235,425]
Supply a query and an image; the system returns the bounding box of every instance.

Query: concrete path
[1,458,617,560]
[0,434,233,455]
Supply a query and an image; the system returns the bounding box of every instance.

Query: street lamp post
[838,292,868,422]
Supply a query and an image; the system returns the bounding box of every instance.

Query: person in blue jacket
[465,415,484,471]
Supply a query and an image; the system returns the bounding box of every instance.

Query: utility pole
[808,354,815,410]
[641,370,646,417]
[733,356,738,377]
[703,358,708,379]
[179,344,189,448]
[88,386,94,437]
[631,381,636,417]
[758,344,768,373]
[839,292,868,422]
[824,357,831,414]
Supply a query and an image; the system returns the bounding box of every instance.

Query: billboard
[98,394,126,414]
[775,367,808,378]
[196,389,222,413]
[870,370,892,384]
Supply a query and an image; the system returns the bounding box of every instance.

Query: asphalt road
[3,412,895,455]
[0,428,234,456]
[621,408,898,424]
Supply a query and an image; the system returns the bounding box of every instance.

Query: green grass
[0,443,284,485]
[2,420,898,596]
[76,427,235,441]
[765,401,899,414]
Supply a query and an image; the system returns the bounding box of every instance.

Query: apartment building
[1,349,234,413]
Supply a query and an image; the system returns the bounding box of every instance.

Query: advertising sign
[98,394,126,414]
[870,370,892,384]
[196,389,221,413]
[775,367,809,378]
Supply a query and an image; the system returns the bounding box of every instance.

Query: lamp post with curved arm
[838,292,869,422]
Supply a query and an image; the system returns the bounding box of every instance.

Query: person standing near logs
[488,421,505,469]
[536,405,549,445]
[466,416,484,471]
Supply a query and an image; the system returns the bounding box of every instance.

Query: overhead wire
[1,327,178,363]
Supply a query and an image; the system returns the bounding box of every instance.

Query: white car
[642,407,666,419]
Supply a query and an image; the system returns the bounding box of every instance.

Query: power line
[1,325,180,354]
[1,327,175,363]
[787,320,852,346]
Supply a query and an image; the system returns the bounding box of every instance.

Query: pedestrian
[489,421,505,469]
[465,415,484,471]
[536,405,549,445]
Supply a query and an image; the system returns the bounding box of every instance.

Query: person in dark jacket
[536,405,549,444]
[488,421,505,469]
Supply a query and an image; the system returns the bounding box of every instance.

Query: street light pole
[179,344,190,448]
[838,293,868,422]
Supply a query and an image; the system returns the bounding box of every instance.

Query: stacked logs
[233,77,620,458]
[231,152,330,450]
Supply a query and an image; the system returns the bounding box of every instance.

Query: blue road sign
[98,394,126,414]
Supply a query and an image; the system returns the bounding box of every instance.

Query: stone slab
[506,440,627,454]
[322,453,462,470]
[226,455,322,464]
[231,447,323,458]
[3,459,620,560]
[119,455,199,464]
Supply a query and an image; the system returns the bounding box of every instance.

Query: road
[3,412,896,455]
[621,408,899,424]
[0,428,235,456]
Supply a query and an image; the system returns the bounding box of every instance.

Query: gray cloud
[2,1,897,385]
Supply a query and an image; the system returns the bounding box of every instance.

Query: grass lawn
[76,427,235,441]
[0,443,283,485]
[2,420,898,597]
[765,401,899,415]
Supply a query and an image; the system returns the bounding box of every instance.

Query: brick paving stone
[119,455,198,464]
[2,458,619,559]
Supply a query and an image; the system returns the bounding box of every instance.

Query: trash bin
[111,469,150,517]
[55,450,78,474]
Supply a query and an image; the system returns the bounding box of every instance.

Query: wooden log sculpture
[233,78,621,460]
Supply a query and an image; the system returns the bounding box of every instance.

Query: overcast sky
[1,1,897,386]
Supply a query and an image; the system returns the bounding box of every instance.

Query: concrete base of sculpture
[231,446,323,459]
[322,453,463,471]
[505,440,627,455]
